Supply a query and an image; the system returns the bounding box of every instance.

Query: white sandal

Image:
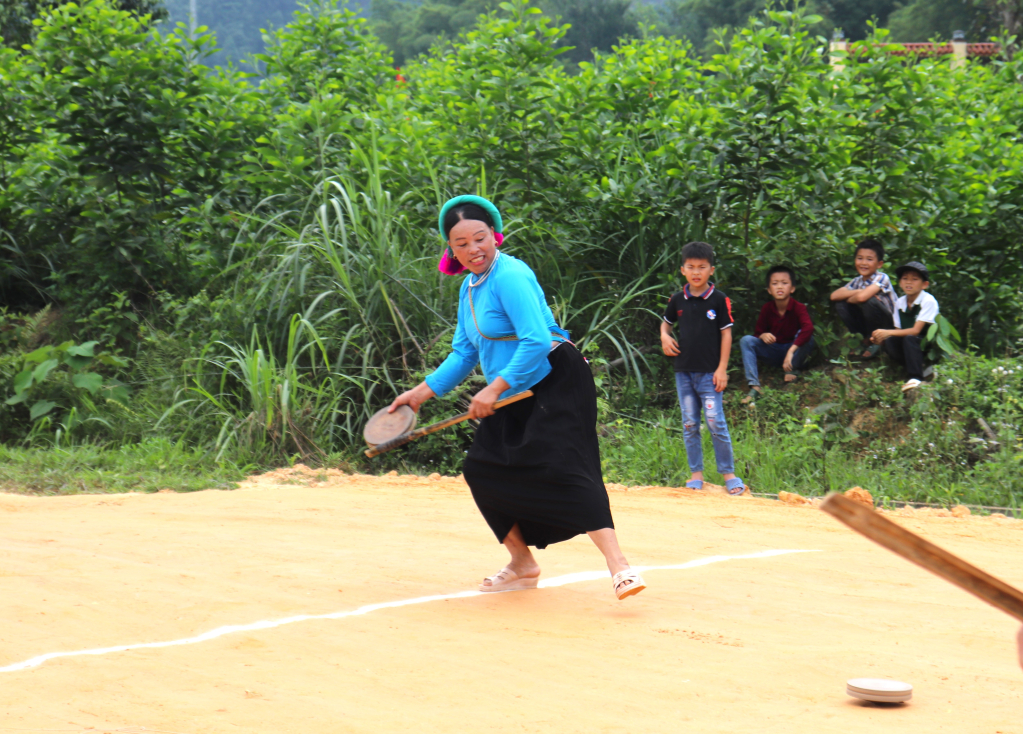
[612,569,646,600]
[479,567,540,593]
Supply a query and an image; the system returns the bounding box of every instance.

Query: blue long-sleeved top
[425,253,569,399]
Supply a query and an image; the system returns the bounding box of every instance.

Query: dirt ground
[1,468,1021,733]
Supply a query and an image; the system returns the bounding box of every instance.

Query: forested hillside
[1,0,1021,508]
[21,0,1012,68]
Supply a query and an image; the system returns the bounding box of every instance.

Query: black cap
[895,261,929,281]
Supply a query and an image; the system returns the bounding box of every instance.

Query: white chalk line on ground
[0,548,819,674]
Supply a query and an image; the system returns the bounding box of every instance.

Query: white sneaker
[901,379,922,392]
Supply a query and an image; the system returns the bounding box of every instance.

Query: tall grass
[178,152,679,462]
[242,170,455,450]
[187,315,341,461]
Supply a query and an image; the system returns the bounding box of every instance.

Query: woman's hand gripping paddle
[820,493,1023,622]
[363,390,534,458]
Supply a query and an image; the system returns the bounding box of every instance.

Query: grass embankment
[597,353,1022,511]
[4,352,1018,515]
[0,438,249,495]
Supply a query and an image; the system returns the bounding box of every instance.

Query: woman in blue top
[388,196,646,601]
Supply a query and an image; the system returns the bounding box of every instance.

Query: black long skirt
[463,343,614,549]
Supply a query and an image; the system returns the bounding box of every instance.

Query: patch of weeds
[0,438,251,495]
[594,350,1023,508]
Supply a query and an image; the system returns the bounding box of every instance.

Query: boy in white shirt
[870,261,939,392]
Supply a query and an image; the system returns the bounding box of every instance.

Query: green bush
[2,0,1022,503]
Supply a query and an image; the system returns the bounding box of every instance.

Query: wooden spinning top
[846,678,913,703]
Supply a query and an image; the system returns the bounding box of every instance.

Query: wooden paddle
[364,390,534,458]
[820,492,1023,622]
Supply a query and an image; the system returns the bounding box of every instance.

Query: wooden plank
[820,493,1023,622]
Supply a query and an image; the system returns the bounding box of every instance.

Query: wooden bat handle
[820,493,1023,622]
[490,389,535,410]
[364,390,534,458]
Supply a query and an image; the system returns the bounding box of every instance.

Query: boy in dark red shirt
[739,265,815,404]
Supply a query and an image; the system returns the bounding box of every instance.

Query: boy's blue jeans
[739,335,816,387]
[674,372,735,475]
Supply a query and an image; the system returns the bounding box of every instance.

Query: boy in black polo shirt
[660,242,747,496]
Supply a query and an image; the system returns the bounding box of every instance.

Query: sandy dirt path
[1,468,1021,733]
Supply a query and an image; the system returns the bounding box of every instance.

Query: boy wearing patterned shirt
[870,261,939,392]
[659,242,746,496]
[829,238,896,360]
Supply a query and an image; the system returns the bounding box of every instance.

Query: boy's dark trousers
[835,298,892,340]
[883,335,925,380]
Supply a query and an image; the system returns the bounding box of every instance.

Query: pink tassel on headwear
[437,232,504,275]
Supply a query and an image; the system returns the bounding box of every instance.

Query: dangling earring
[447,246,455,260]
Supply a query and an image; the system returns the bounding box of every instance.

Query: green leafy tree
[820,0,902,38]
[657,0,910,51]
[259,0,393,104]
[0,48,41,306]
[372,0,642,66]
[370,0,496,65]
[23,0,207,310]
[0,0,167,49]
[540,0,640,65]
[701,9,831,263]
[0,49,33,191]
[407,0,571,207]
[980,0,1022,38]
[661,0,773,51]
[6,0,263,321]
[245,0,394,206]
[662,0,1021,50]
[886,0,981,41]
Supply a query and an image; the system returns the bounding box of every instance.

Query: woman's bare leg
[481,523,541,587]
[589,528,644,596]
[586,527,630,576]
